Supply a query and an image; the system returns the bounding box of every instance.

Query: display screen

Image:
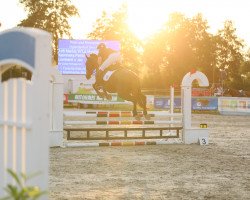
[58,39,120,74]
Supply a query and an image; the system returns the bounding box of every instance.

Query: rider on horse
[95,43,122,97]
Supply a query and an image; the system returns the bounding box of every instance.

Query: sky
[0,0,250,48]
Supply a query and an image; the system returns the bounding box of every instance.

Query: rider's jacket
[98,47,116,64]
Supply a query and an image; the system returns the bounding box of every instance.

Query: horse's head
[85,53,99,80]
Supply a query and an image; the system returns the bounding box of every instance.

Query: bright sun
[126,1,171,40]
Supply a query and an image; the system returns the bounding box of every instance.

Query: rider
[95,42,122,92]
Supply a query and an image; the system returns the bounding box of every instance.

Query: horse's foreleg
[93,84,105,98]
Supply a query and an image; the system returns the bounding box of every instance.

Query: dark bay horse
[85,53,150,120]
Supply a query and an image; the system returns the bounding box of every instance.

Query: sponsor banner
[146,95,155,109]
[218,97,250,115]
[65,94,155,107]
[58,39,120,75]
[67,94,131,105]
[154,97,181,109]
[192,97,218,110]
[154,97,218,110]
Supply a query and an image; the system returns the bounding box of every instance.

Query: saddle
[106,63,122,71]
[99,63,123,82]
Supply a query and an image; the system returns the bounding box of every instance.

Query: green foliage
[238,54,250,90]
[88,4,143,74]
[0,169,46,200]
[143,13,216,88]
[18,0,79,63]
[88,4,250,90]
[215,20,245,89]
[142,14,249,90]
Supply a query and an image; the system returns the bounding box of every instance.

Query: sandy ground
[49,113,250,200]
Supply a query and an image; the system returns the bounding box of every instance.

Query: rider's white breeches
[99,52,121,71]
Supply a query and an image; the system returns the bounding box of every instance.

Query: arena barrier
[0,28,51,199]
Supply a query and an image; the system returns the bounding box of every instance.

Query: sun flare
[126,1,170,40]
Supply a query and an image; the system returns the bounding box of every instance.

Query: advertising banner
[65,94,155,107]
[67,94,131,105]
[192,97,218,110]
[58,39,120,75]
[154,97,218,111]
[154,97,181,109]
[218,97,250,115]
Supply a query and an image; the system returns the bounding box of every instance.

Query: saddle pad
[103,70,115,81]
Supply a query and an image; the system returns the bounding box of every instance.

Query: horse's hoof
[144,114,151,120]
[135,115,141,121]
[106,94,112,101]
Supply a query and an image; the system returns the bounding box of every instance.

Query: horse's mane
[89,53,98,59]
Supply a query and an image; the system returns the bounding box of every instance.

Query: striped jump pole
[65,139,182,147]
[64,119,182,126]
[63,110,178,117]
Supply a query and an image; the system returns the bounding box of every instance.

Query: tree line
[11,1,250,91]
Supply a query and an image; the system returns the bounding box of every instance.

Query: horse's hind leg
[117,92,140,120]
[138,93,151,120]
[132,101,140,120]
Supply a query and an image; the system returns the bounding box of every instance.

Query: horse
[224,88,250,97]
[85,53,150,120]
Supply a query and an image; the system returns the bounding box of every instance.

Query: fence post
[0,28,51,199]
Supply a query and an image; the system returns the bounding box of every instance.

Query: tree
[143,29,168,88]
[215,20,244,89]
[143,13,216,88]
[18,0,79,63]
[239,50,250,90]
[189,14,217,83]
[88,4,143,74]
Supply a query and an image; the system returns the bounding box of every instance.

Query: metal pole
[170,86,174,127]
